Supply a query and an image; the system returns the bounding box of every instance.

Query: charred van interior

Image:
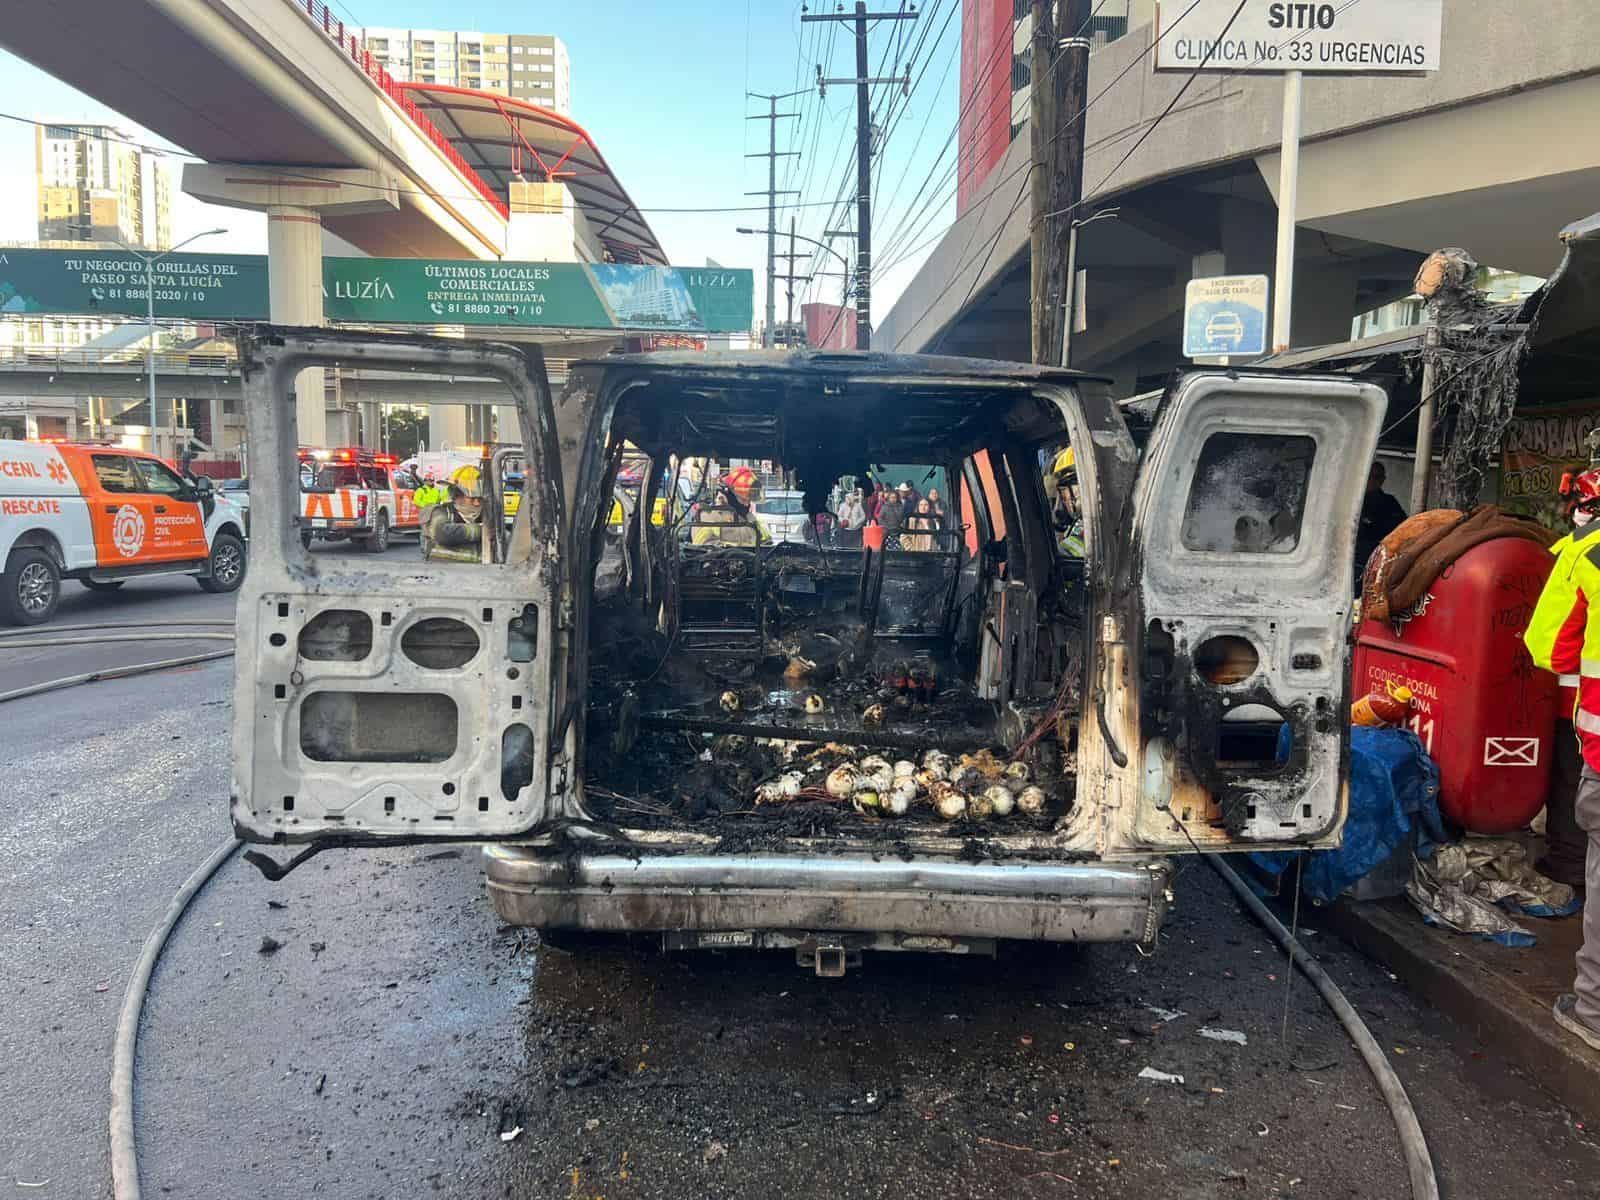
[575,362,1094,844]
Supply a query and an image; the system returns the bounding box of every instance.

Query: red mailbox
[1352,537,1558,834]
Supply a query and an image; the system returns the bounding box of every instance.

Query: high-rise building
[358,28,571,113]
[35,123,173,249]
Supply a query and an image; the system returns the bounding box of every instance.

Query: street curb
[1324,897,1600,1119]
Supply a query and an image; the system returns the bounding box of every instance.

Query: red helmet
[1563,468,1600,501]
[1561,467,1600,519]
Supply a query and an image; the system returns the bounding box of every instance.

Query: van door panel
[1102,373,1386,855]
[231,330,561,846]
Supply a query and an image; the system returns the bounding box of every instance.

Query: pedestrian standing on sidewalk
[1524,468,1600,1050]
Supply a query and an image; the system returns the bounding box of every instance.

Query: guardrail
[0,346,237,373]
[295,0,510,221]
[0,345,573,384]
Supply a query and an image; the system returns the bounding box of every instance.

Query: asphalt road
[3,587,1598,1199]
[0,536,421,694]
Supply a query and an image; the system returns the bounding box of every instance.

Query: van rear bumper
[483,847,1172,945]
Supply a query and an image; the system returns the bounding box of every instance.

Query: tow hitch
[796,935,860,977]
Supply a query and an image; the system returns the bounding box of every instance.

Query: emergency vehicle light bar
[297,447,395,464]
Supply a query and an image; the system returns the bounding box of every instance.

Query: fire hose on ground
[0,619,242,1200]
[0,621,236,704]
[1210,854,1441,1200]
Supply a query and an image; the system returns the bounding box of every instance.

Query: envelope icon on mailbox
[1483,737,1539,767]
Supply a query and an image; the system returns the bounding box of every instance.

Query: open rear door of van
[1096,371,1387,855]
[230,329,565,860]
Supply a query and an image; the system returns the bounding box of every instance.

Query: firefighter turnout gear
[1525,525,1600,733]
[1528,496,1600,1048]
[1532,517,1596,888]
[1051,447,1084,558]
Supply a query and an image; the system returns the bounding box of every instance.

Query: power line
[0,110,870,219]
[912,0,1271,354]
[746,92,805,346]
[801,2,919,348]
[877,0,1214,296]
[876,0,1119,270]
[879,0,1217,351]
[792,2,938,319]
[868,0,962,263]
[801,1,920,282]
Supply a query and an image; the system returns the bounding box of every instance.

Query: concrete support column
[208,396,227,457]
[359,401,382,450]
[183,163,402,452]
[494,405,521,444]
[267,203,326,445]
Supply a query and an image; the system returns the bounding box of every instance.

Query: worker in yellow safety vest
[412,473,447,511]
[1523,465,1600,1053]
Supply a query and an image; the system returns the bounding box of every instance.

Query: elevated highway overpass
[876,0,1599,392]
[0,339,598,455]
[0,0,668,444]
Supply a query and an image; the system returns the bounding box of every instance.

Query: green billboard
[0,248,753,334]
[0,248,268,320]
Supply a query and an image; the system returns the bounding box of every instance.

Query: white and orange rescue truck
[0,439,248,625]
[296,447,420,552]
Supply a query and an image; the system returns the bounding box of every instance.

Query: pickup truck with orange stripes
[296,446,420,552]
[0,439,247,625]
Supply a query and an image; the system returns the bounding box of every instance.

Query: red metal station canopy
[398,83,668,266]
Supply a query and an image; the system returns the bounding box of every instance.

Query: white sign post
[1156,1,1443,353]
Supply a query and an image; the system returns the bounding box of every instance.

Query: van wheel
[3,548,61,625]
[199,532,247,594]
[362,511,390,554]
[81,579,126,592]
[300,528,314,551]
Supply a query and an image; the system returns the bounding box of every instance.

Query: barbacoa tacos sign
[1499,404,1600,525]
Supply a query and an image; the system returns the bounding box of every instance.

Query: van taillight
[358,495,369,518]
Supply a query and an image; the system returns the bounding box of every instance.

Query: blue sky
[0,0,961,326]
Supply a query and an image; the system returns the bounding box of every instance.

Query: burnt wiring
[1411,248,1551,509]
[1011,647,1083,760]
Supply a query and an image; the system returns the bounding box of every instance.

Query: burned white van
[232,328,1383,973]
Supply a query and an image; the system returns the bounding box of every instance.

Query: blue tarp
[1251,726,1446,903]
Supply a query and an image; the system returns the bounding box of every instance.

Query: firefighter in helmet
[1051,446,1085,558]
[422,464,485,563]
[1524,464,1600,1052]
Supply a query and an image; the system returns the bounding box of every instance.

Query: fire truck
[296,447,419,552]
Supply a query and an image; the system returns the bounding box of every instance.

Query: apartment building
[358,28,572,113]
[35,123,173,249]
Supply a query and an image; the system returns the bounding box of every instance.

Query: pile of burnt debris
[582,601,1075,838]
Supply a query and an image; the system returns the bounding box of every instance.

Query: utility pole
[805,2,917,350]
[1030,0,1091,366]
[746,90,806,348]
[114,227,226,459]
[773,217,814,347]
